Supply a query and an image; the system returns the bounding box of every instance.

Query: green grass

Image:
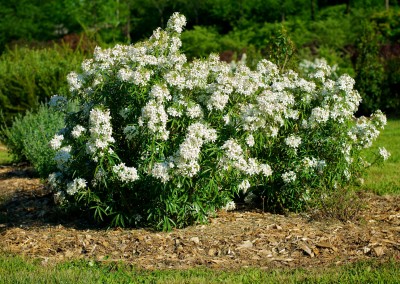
[361,119,400,195]
[0,144,11,165]
[0,254,399,284]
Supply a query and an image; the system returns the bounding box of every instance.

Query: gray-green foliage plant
[0,103,67,178]
[49,13,388,230]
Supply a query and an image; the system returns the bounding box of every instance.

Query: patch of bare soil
[0,166,399,270]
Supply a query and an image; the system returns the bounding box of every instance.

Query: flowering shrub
[48,13,388,230]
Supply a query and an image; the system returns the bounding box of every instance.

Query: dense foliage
[47,14,388,230]
[0,45,85,124]
[0,104,67,177]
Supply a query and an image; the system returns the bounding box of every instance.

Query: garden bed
[0,165,399,270]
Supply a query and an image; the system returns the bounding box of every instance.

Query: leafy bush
[0,45,85,124]
[0,103,67,178]
[49,13,387,230]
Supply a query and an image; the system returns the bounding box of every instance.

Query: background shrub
[0,103,68,178]
[0,45,85,125]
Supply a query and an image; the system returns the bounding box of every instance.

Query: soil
[0,165,399,270]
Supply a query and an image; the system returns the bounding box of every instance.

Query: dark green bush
[0,103,66,178]
[0,45,85,124]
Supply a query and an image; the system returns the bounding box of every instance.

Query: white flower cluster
[349,116,381,149]
[48,12,388,223]
[67,72,83,93]
[238,179,251,193]
[223,200,236,211]
[54,146,72,170]
[71,125,86,138]
[86,108,115,155]
[220,139,272,177]
[151,161,173,183]
[50,134,64,150]
[112,163,139,183]
[299,58,337,82]
[379,147,391,161]
[166,12,187,34]
[282,171,297,184]
[140,100,169,140]
[173,122,217,177]
[285,135,302,150]
[66,178,87,195]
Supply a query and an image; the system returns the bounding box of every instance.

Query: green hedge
[0,45,85,124]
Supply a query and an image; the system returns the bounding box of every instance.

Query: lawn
[361,119,400,195]
[0,254,399,284]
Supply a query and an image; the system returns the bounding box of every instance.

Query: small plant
[308,186,364,222]
[0,103,68,178]
[48,13,387,230]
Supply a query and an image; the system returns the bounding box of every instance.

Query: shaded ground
[0,166,399,270]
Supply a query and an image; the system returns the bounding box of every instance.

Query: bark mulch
[0,166,399,270]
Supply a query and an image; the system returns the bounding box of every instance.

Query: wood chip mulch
[1,166,399,270]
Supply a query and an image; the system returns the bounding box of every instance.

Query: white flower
[166,12,186,34]
[379,147,391,161]
[113,163,139,183]
[66,178,87,195]
[92,168,107,187]
[54,146,72,170]
[86,108,115,155]
[50,134,64,150]
[282,171,296,184]
[309,107,330,126]
[48,172,62,188]
[223,114,230,125]
[371,110,387,129]
[302,157,317,169]
[186,104,203,119]
[259,164,273,177]
[238,179,251,193]
[223,200,236,211]
[221,139,244,161]
[71,125,86,139]
[140,100,169,139]
[285,135,302,149]
[207,92,229,111]
[67,72,83,92]
[245,134,255,147]
[150,84,171,102]
[151,162,171,183]
[118,68,134,82]
[167,107,182,117]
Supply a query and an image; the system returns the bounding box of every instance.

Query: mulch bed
[1,166,399,269]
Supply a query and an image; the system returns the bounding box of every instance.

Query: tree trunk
[311,0,315,21]
[346,0,350,14]
[386,0,389,10]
